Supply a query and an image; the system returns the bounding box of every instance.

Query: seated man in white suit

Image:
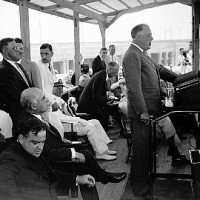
[50,82,117,161]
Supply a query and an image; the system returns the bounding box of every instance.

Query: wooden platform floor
[74,123,197,200]
[75,123,131,200]
[122,134,197,200]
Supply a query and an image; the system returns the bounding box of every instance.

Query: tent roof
[4,0,192,28]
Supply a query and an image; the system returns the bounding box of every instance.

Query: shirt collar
[131,42,144,52]
[4,58,17,67]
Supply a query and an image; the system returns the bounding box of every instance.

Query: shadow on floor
[122,175,195,200]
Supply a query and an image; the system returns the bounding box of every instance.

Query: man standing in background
[37,43,60,122]
[107,45,120,65]
[92,47,108,75]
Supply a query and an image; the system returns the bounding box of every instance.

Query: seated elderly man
[0,118,100,200]
[18,87,127,190]
[52,81,117,160]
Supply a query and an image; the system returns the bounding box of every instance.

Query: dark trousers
[106,103,124,130]
[130,117,150,196]
[52,150,108,200]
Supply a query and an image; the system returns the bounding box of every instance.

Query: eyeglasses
[13,46,24,51]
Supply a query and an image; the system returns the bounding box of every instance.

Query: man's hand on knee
[74,152,85,163]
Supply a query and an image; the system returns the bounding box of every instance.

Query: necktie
[15,63,31,87]
[48,63,52,73]
[102,60,106,69]
[112,56,114,62]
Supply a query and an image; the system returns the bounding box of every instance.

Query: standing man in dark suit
[92,47,108,75]
[122,24,178,199]
[0,38,32,129]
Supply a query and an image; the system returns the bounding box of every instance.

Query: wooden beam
[98,20,106,48]
[105,0,180,28]
[74,11,81,86]
[75,0,99,5]
[49,0,105,22]
[42,5,61,12]
[18,0,31,60]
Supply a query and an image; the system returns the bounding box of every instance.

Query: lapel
[12,142,50,180]
[2,59,30,88]
[17,62,33,87]
[48,123,62,139]
[131,45,157,71]
[23,111,61,139]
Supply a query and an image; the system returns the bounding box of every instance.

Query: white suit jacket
[37,60,57,104]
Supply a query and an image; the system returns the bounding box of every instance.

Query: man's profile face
[35,92,51,114]
[138,26,153,51]
[109,46,116,56]
[3,41,22,62]
[40,48,53,64]
[19,130,46,157]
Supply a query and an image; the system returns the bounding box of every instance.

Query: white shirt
[37,60,57,104]
[177,54,185,65]
[0,110,13,139]
[187,50,193,64]
[106,54,120,65]
[131,42,144,52]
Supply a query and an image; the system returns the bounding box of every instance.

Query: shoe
[95,153,117,161]
[105,149,117,155]
[104,172,127,184]
[172,154,191,165]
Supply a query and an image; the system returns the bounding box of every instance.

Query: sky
[0,1,192,44]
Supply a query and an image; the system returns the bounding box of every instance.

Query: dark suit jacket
[92,55,106,75]
[18,111,73,162]
[77,70,107,115]
[0,59,32,128]
[0,142,76,200]
[21,58,42,89]
[122,44,178,118]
